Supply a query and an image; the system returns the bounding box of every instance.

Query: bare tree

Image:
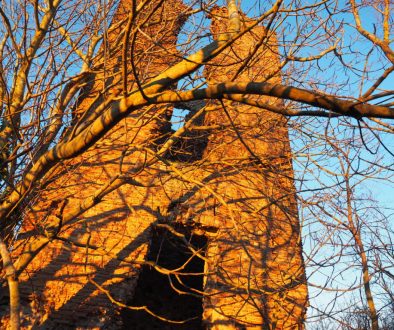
[0,0,393,329]
[301,134,393,329]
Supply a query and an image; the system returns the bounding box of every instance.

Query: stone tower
[197,7,307,328]
[1,1,307,329]
[1,0,188,328]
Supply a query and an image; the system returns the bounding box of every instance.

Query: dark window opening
[121,226,207,329]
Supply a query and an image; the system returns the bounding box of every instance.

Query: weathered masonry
[1,1,307,329]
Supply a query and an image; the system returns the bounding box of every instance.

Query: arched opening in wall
[121,226,207,329]
[167,102,208,162]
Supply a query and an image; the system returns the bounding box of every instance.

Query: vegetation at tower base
[0,0,393,329]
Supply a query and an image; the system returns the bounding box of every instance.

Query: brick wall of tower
[0,1,187,328]
[166,7,308,329]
